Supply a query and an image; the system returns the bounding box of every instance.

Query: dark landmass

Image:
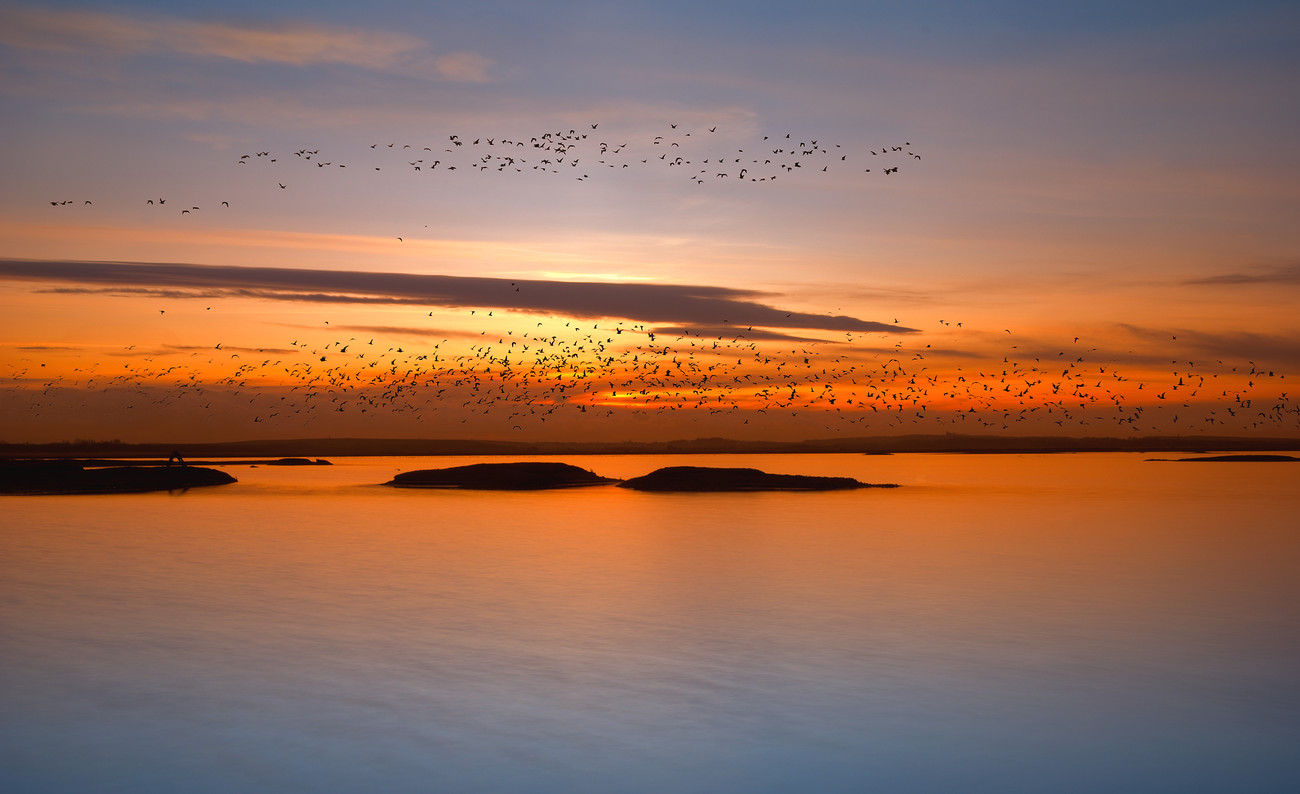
[1148,454,1300,462]
[0,459,236,495]
[618,466,895,492]
[387,461,618,490]
[3,434,1298,459]
[19,457,334,468]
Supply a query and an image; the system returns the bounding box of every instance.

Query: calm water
[3,453,1299,793]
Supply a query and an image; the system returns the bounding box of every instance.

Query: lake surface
[3,453,1299,792]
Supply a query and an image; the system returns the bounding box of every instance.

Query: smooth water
[3,453,1299,792]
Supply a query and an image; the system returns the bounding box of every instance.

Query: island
[1148,454,1300,462]
[617,466,896,492]
[386,461,618,490]
[0,459,237,494]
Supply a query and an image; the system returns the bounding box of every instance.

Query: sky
[1,0,1298,443]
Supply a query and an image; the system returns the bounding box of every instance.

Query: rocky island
[617,465,895,492]
[1149,454,1300,462]
[0,459,237,494]
[386,461,618,490]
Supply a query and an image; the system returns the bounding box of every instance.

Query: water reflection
[2,454,1299,792]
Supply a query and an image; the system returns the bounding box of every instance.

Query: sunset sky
[2,0,1298,443]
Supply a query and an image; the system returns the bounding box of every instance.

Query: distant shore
[1147,454,1300,463]
[0,456,333,468]
[3,434,1298,460]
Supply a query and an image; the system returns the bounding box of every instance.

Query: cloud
[1115,324,1300,366]
[0,258,917,334]
[434,52,494,83]
[650,325,828,343]
[1183,263,1300,286]
[0,5,492,81]
[183,132,246,151]
[337,325,478,339]
[230,290,432,305]
[37,287,231,300]
[163,344,299,355]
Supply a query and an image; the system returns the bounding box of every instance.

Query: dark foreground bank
[0,460,236,494]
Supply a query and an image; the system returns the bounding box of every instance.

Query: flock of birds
[44,121,921,217]
[239,122,920,187]
[27,120,1298,437]
[8,306,1297,436]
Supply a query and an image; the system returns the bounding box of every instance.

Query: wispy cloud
[37,287,231,300]
[163,344,299,355]
[650,326,827,343]
[1183,263,1300,286]
[433,52,494,84]
[0,5,492,81]
[336,325,470,339]
[1115,323,1300,365]
[0,259,917,334]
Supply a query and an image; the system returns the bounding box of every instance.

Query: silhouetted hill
[619,466,893,491]
[387,462,617,490]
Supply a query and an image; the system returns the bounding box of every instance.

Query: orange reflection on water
[6,453,1298,682]
[3,453,1300,792]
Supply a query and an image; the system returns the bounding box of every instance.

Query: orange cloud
[0,5,493,81]
[434,52,494,83]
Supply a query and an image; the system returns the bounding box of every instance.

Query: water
[3,453,1299,792]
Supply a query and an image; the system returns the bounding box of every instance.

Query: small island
[1148,454,1300,462]
[263,458,332,466]
[618,466,896,492]
[0,459,237,494]
[386,461,618,490]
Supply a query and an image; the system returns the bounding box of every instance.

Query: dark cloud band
[1,258,917,334]
[1183,263,1300,286]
